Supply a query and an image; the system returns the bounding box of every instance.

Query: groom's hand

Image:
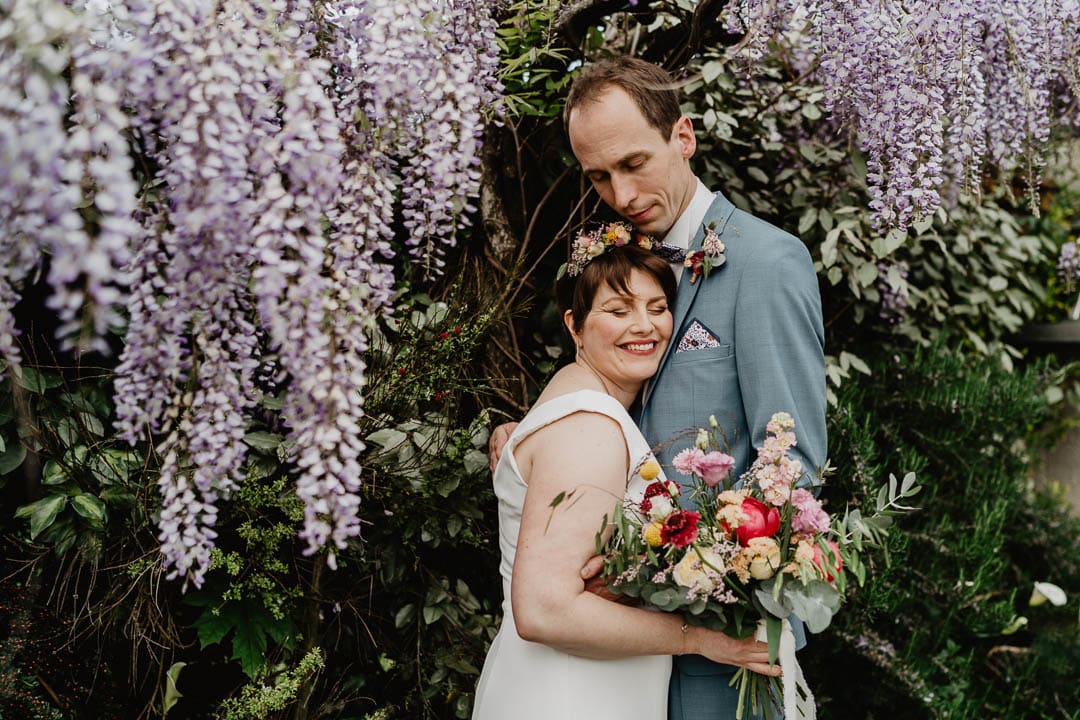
[488,422,518,475]
[580,554,629,604]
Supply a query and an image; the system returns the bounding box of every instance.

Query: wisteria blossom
[0,0,136,367]
[1,0,501,588]
[727,0,1080,228]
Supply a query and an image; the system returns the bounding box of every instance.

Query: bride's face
[566,269,673,391]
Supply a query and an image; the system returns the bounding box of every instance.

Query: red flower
[812,540,843,582]
[639,481,670,514]
[734,497,781,546]
[439,330,450,340]
[660,510,701,548]
[684,250,706,284]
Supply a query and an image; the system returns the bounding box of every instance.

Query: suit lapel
[641,192,737,413]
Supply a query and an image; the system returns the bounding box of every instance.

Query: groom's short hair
[564,57,683,141]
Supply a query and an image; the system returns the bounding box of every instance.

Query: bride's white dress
[472,389,671,719]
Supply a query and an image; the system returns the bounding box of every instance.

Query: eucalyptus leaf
[787,581,841,633]
[755,579,792,618]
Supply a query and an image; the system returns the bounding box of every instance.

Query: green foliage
[495,0,574,118]
[804,343,1080,719]
[216,648,324,720]
[1,362,147,561]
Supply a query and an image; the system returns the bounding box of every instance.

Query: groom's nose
[610,173,637,212]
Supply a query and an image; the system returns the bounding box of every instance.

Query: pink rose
[695,451,735,486]
[791,488,830,535]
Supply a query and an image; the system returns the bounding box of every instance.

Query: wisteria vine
[2,0,500,588]
[727,0,1080,229]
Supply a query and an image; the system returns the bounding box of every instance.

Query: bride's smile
[565,268,673,405]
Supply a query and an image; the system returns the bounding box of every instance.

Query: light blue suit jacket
[637,191,827,720]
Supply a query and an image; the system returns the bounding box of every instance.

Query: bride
[472,237,780,718]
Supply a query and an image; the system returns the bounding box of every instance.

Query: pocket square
[676,320,722,353]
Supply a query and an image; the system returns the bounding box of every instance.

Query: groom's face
[568,86,696,238]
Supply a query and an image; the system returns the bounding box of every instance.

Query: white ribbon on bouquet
[755,618,815,719]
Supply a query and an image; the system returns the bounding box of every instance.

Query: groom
[493,57,827,719]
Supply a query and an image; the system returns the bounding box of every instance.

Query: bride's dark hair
[557,244,677,332]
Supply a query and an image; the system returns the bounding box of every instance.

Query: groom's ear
[672,116,696,160]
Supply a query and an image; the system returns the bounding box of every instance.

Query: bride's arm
[510,411,779,674]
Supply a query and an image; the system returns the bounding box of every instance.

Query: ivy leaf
[15,495,68,539]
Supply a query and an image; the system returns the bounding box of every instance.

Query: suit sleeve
[733,230,827,486]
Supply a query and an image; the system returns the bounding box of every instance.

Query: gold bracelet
[680,622,689,634]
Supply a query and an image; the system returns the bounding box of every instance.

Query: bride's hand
[687,627,782,677]
[488,422,518,475]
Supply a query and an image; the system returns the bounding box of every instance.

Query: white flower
[1029,581,1067,607]
[648,495,674,522]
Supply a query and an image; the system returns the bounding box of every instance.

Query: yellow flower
[640,459,661,481]
[642,522,664,547]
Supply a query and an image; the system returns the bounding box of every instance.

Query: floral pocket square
[676,320,722,353]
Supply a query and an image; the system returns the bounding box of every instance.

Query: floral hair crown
[559,221,656,279]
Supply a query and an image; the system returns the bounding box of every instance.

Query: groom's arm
[734,229,827,486]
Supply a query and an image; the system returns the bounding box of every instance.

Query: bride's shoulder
[534,365,605,403]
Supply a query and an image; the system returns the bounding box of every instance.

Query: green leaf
[746,166,769,184]
[702,60,724,84]
[798,208,817,235]
[15,367,62,393]
[71,493,107,526]
[42,459,68,486]
[193,609,233,649]
[463,449,487,475]
[394,604,416,629]
[16,495,68,540]
[162,662,186,717]
[243,431,284,451]
[0,442,26,475]
[855,261,879,287]
[232,613,269,679]
[766,615,782,665]
[366,428,408,450]
[787,581,841,633]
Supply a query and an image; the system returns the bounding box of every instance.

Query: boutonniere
[685,224,727,284]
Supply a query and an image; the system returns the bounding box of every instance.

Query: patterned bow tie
[652,242,686,264]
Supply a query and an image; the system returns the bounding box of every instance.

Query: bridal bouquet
[599,412,920,720]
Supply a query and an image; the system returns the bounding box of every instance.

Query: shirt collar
[663,178,714,251]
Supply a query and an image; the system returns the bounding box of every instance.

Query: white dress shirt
[662,178,714,284]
